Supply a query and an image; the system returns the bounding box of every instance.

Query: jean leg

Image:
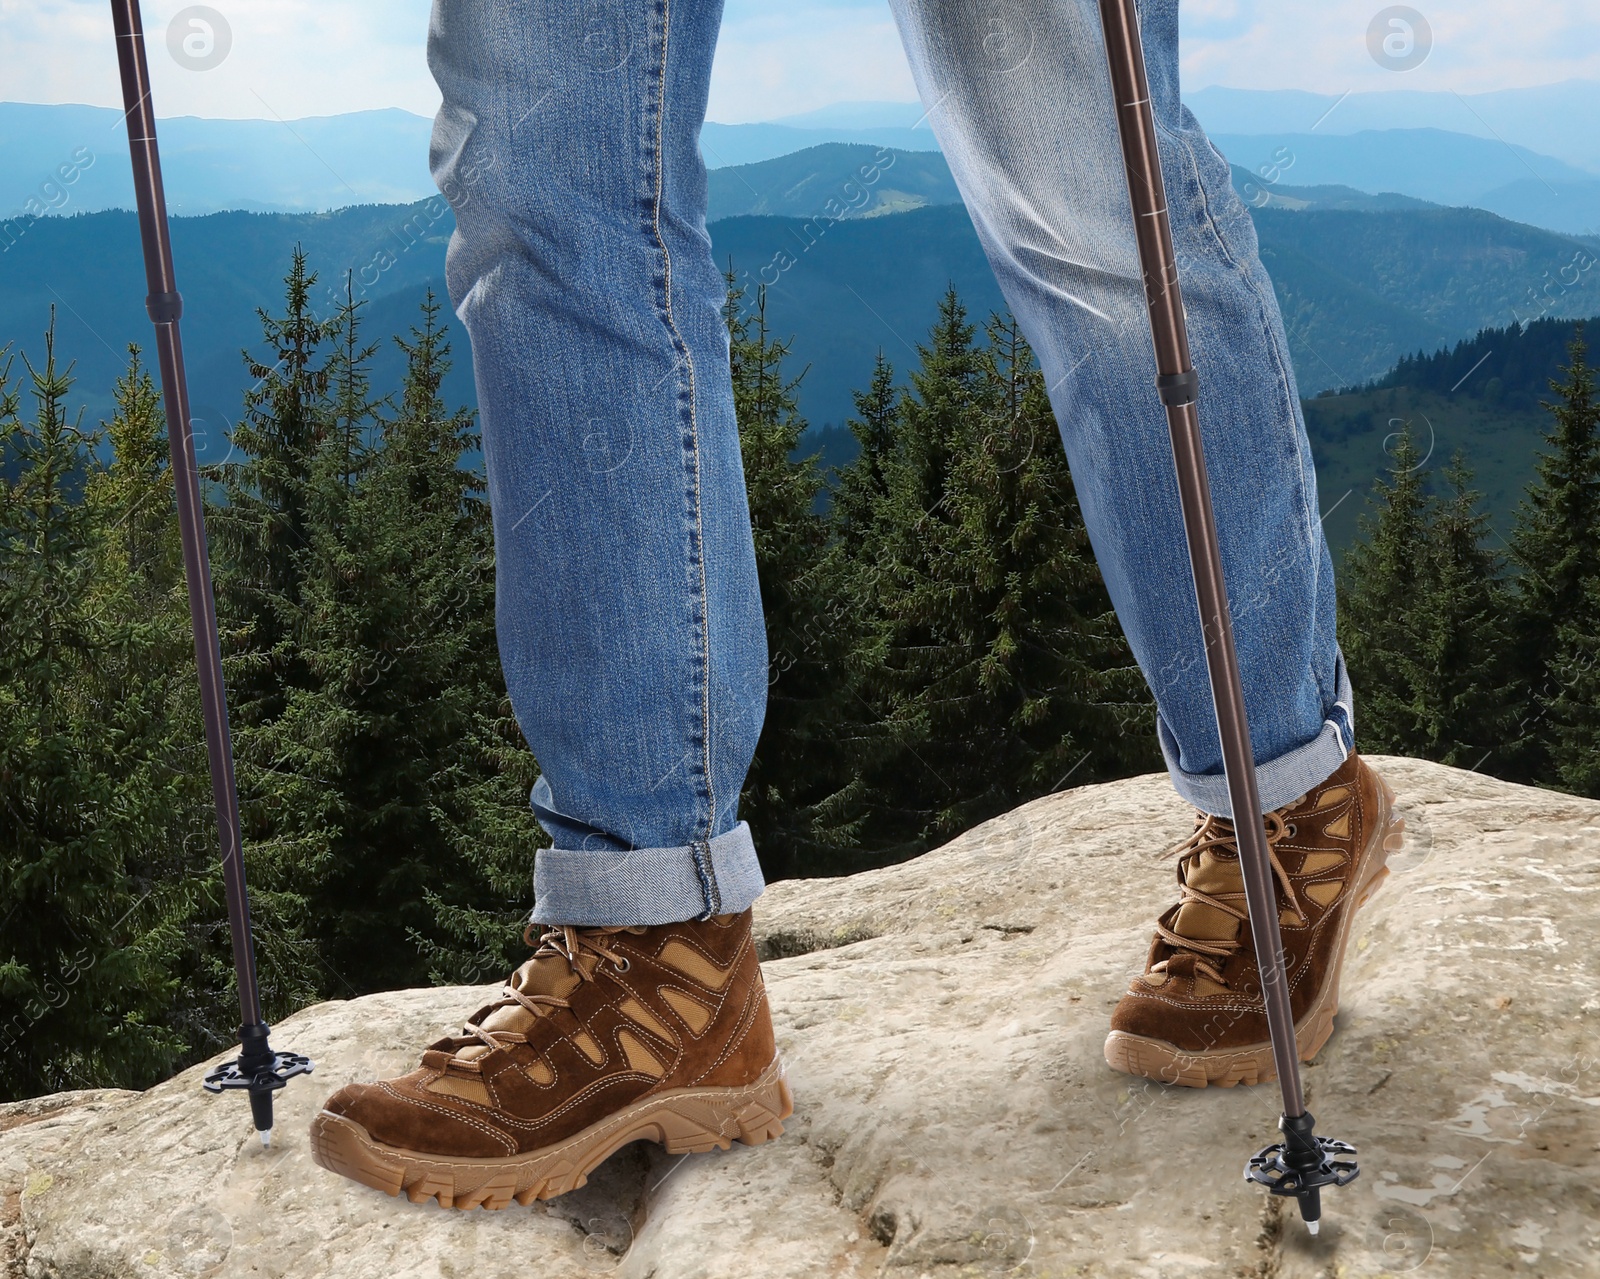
[426,0,768,923]
[886,0,1352,816]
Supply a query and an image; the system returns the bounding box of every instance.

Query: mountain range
[1215,128,1600,236]
[7,85,1600,234]
[1184,80,1600,175]
[0,101,954,218]
[0,103,436,218]
[6,123,1600,555]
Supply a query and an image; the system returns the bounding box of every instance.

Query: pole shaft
[1096,0,1304,1115]
[110,0,262,1029]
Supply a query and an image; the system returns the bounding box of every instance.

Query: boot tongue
[1172,844,1246,942]
[451,945,602,1063]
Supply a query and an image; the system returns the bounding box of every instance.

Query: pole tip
[1305,1219,1319,1236]
[260,1128,272,1148]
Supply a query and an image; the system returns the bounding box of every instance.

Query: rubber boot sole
[1103,777,1405,1088]
[308,1053,794,1208]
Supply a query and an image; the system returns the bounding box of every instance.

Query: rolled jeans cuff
[529,821,766,926]
[1157,650,1356,819]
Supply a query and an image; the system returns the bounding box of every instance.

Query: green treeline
[729,274,1159,879]
[1,256,547,1101]
[2,249,1597,1104]
[1339,322,1600,790]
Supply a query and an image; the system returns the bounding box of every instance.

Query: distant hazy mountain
[699,123,941,169]
[1186,80,1600,176]
[727,81,1600,178]
[707,147,1451,224]
[701,89,944,163]
[1249,199,1600,389]
[0,98,949,216]
[0,102,436,216]
[1213,128,1599,235]
[767,102,934,130]
[9,99,1597,559]
[1468,179,1600,238]
[9,95,1599,234]
[706,143,960,221]
[7,141,1600,516]
[1236,171,1437,214]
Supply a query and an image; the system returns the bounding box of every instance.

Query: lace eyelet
[1286,823,1298,838]
[612,956,631,973]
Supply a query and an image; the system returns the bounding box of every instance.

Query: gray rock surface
[3,756,1597,1277]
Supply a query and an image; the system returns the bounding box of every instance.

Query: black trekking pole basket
[1094,0,1359,1232]
[109,0,312,1145]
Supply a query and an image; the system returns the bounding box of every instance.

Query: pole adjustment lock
[1156,368,1199,406]
[145,290,184,323]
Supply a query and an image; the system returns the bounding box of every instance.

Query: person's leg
[881,0,1403,1091]
[427,0,768,922]
[885,0,1351,817]
[313,1,792,1203]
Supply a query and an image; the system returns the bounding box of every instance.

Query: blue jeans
[426,0,1353,927]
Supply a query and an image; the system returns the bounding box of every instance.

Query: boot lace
[450,923,636,1056]
[1151,807,1304,987]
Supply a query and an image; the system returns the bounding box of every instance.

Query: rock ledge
[5,757,1597,1277]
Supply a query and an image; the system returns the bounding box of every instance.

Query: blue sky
[4,0,1598,122]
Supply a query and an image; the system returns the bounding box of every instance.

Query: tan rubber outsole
[1103,779,1405,1089]
[309,1054,794,1209]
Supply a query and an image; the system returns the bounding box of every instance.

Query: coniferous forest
[2,248,1598,1103]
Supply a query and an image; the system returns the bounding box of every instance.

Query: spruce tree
[254,287,546,993]
[241,275,381,991]
[209,250,342,999]
[389,293,546,985]
[884,287,982,546]
[209,265,550,997]
[831,350,898,560]
[1338,422,1435,756]
[723,273,860,877]
[1546,576,1600,796]
[1407,453,1517,767]
[954,311,1155,798]
[85,346,180,590]
[824,350,914,863]
[329,291,544,990]
[0,325,190,1098]
[85,345,321,1056]
[213,245,335,726]
[857,288,984,853]
[867,291,1156,852]
[82,347,222,1061]
[1506,323,1600,783]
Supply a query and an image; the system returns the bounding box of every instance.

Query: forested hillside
[5,143,1599,439]
[5,240,1598,1104]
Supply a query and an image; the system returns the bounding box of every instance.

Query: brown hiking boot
[309,908,792,1207]
[1103,751,1404,1088]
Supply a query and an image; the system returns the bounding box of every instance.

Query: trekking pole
[1095,0,1357,1233]
[111,0,312,1147]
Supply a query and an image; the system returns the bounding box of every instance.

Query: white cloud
[1,0,1595,122]
[709,8,916,121]
[0,0,439,118]
[1176,1,1600,94]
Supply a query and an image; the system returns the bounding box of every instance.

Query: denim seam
[1157,115,1333,720]
[689,838,722,919]
[1155,116,1318,534]
[647,0,716,844]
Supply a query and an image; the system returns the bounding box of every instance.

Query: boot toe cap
[1108,984,1266,1053]
[318,1080,514,1159]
